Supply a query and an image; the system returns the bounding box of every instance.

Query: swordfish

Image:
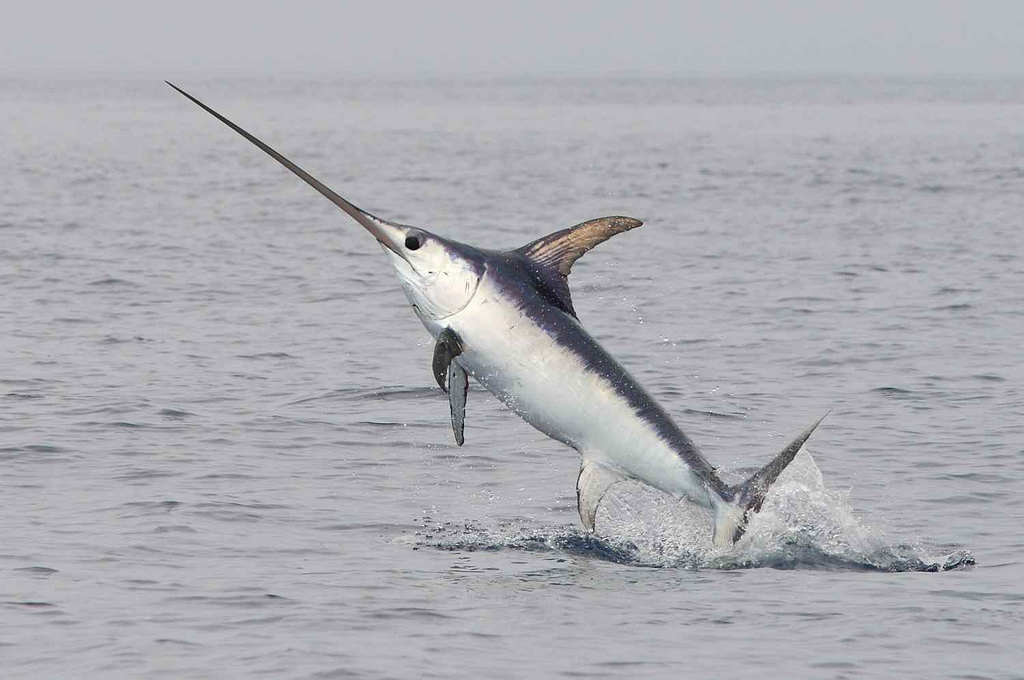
[168,82,825,547]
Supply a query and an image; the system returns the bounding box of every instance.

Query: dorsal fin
[518,216,642,276]
[515,216,642,317]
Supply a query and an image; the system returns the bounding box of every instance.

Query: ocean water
[1,76,1022,678]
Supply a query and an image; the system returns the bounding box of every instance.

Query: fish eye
[405,234,422,251]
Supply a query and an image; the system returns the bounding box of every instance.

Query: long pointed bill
[166,81,407,259]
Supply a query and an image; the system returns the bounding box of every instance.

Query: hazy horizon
[4,1,1024,79]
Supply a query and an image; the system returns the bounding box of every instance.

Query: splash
[413,449,974,572]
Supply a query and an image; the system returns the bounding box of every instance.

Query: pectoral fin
[576,459,627,533]
[432,328,468,445]
[447,361,468,446]
[432,328,462,392]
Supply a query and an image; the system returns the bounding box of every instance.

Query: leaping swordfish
[168,82,826,547]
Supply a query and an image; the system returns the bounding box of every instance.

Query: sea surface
[1,76,1022,678]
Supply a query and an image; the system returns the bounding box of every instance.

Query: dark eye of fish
[405,235,422,250]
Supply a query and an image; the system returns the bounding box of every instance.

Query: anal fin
[576,459,627,533]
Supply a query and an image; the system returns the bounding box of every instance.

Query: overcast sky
[4,0,1024,77]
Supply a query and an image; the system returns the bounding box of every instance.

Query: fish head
[371,218,485,320]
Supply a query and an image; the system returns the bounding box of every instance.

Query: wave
[411,449,974,573]
[287,385,443,405]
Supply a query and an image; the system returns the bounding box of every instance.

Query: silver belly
[419,282,715,509]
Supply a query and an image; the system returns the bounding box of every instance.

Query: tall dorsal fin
[519,216,642,276]
[515,216,642,317]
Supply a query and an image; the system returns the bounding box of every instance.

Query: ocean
[1,75,1021,678]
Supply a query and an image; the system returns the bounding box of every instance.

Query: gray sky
[5,0,1024,77]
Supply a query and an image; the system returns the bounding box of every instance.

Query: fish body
[169,82,825,545]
